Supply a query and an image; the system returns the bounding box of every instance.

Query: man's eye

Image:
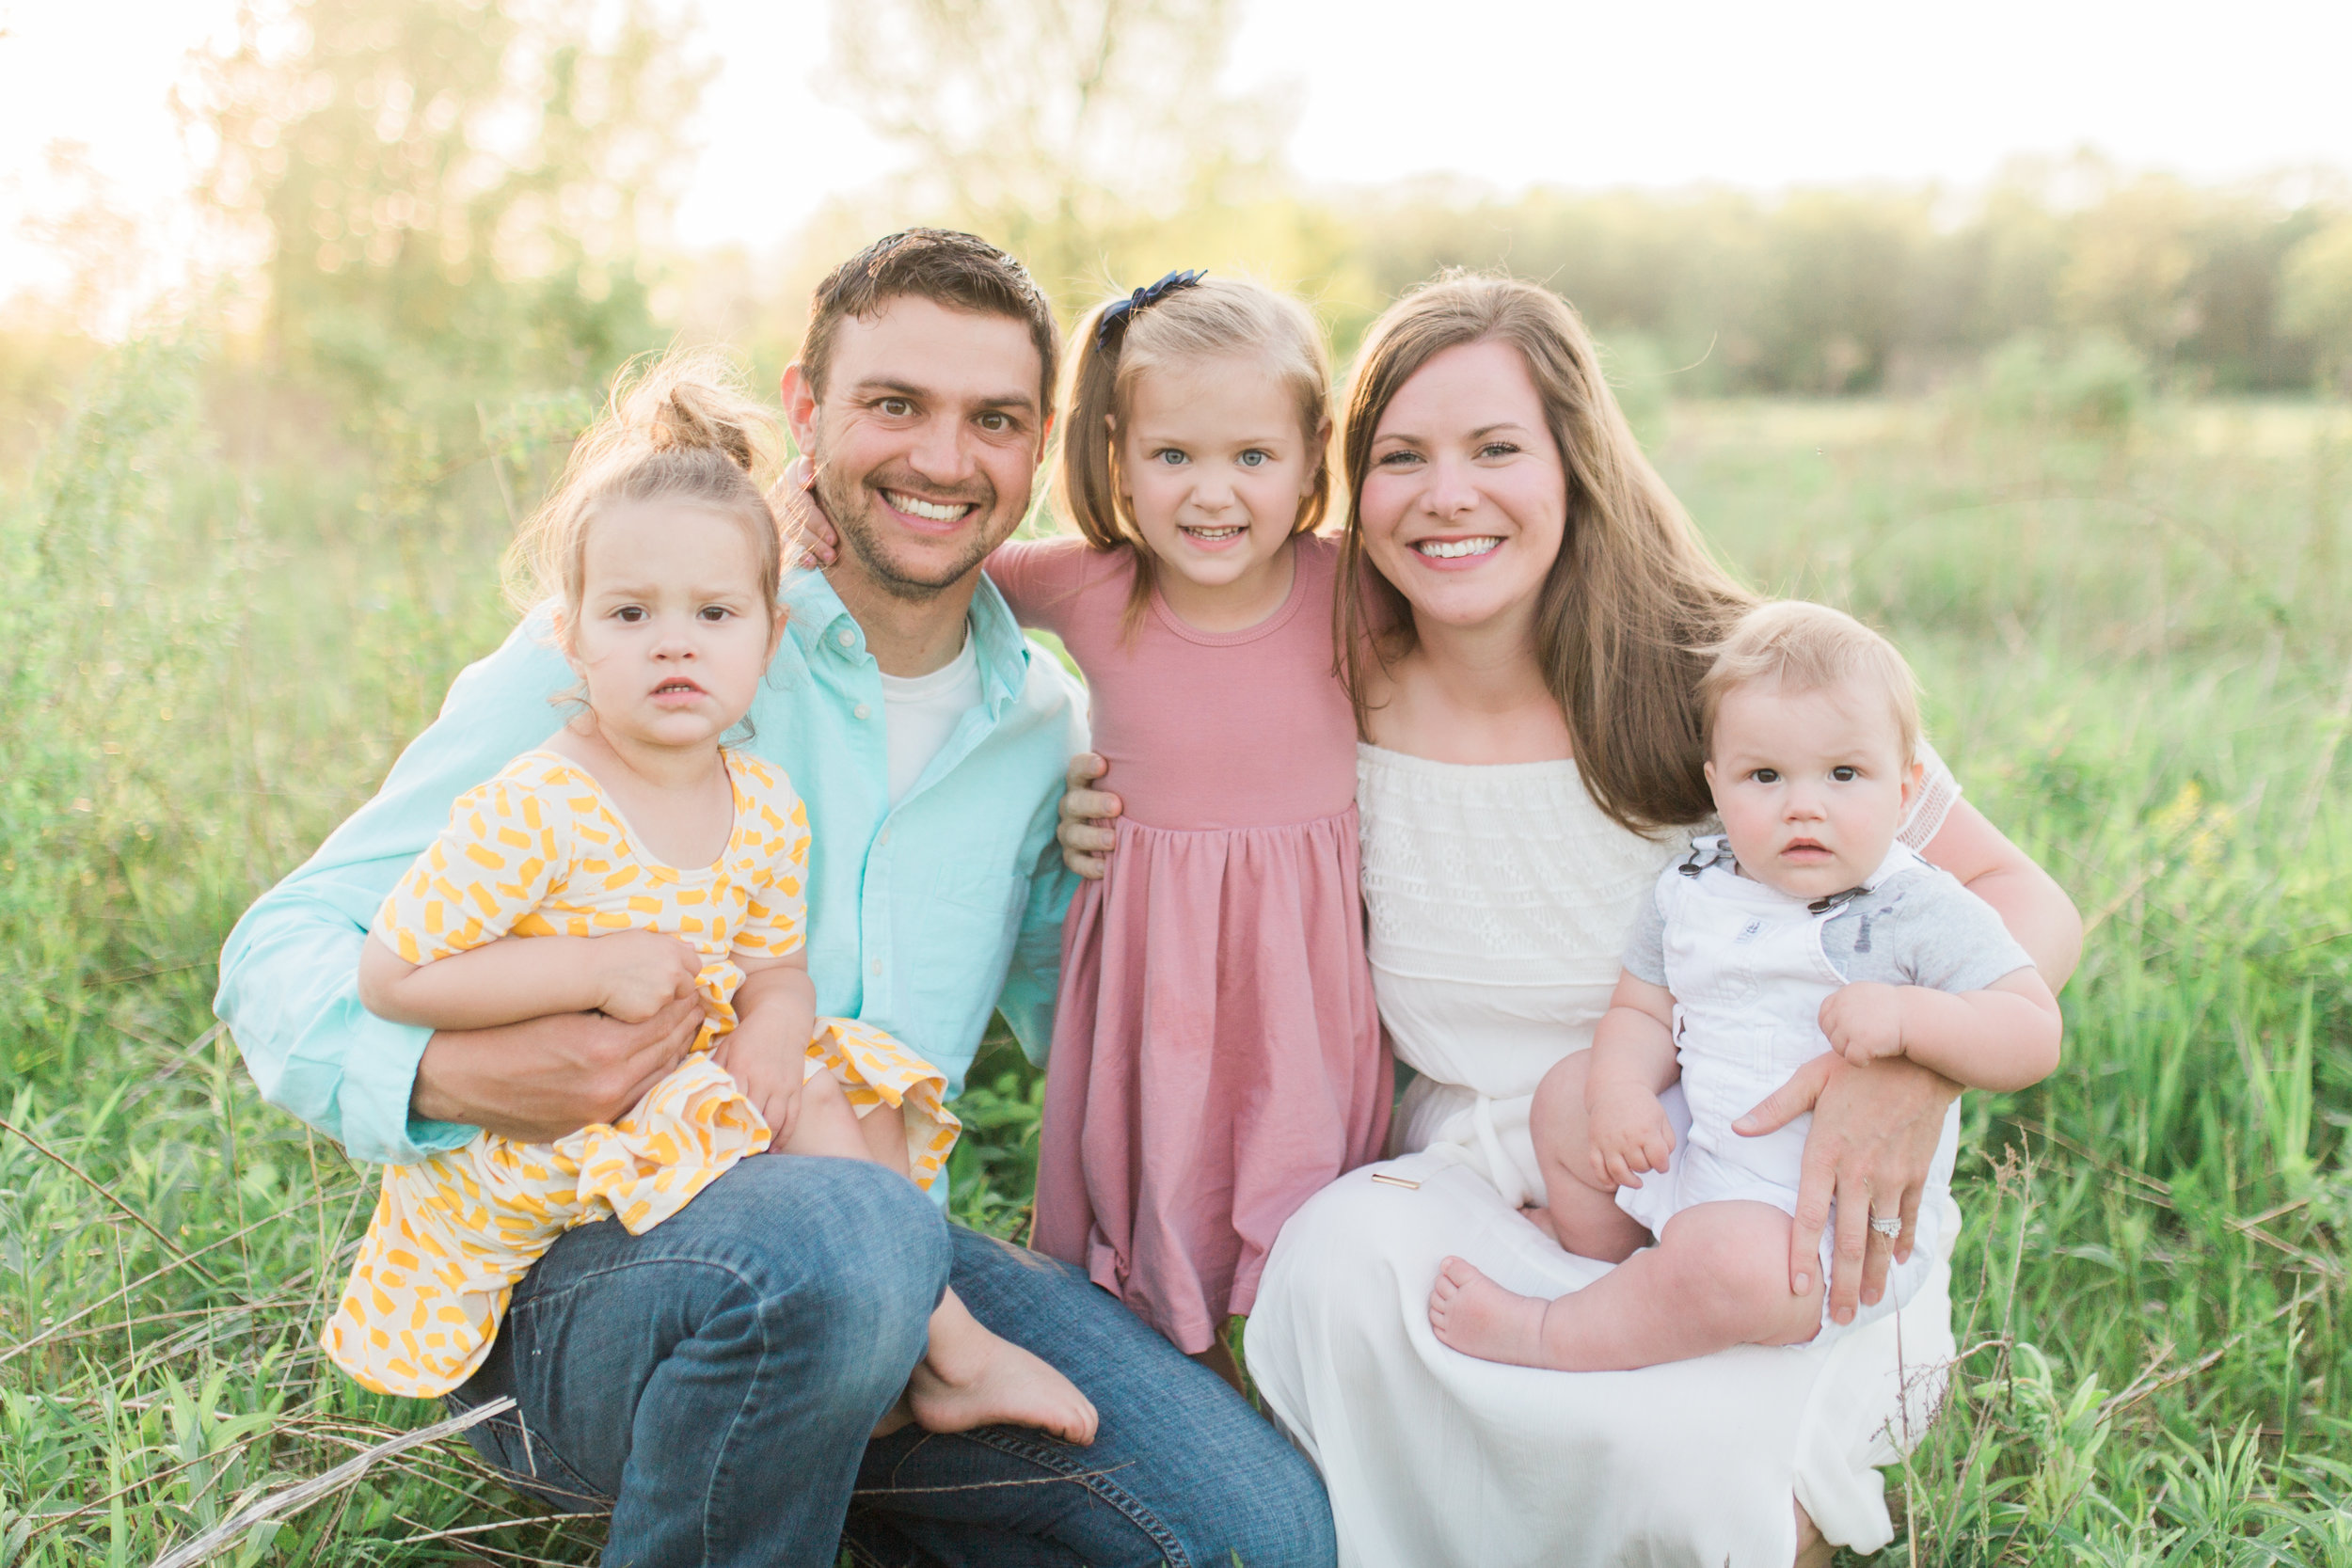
[977,411,1009,433]
[1832,765,1858,782]
[1237,449,1269,468]
[879,397,913,418]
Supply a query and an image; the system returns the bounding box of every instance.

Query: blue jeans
[448,1154,1335,1567]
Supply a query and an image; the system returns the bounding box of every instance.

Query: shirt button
[853,704,871,720]
[870,959,883,976]
[836,630,854,648]
[878,828,891,845]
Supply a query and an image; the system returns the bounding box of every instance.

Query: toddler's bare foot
[1518,1204,1561,1244]
[909,1306,1099,1445]
[1427,1256,1553,1367]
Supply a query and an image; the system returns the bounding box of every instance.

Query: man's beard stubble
[813,461,1005,604]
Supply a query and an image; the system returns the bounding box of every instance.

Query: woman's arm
[1749,797,2082,1320]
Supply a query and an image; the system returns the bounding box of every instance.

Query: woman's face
[1358,339,1567,637]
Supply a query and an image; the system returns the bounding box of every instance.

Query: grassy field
[1,339,2347,1564]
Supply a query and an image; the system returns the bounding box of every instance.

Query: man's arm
[215,610,663,1161]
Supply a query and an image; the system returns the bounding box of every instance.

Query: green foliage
[1970,333,2152,436]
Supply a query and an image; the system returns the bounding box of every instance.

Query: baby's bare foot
[909,1327,1100,1446]
[1428,1256,1553,1367]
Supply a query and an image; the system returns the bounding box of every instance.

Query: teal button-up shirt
[215,571,1086,1171]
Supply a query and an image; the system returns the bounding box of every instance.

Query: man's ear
[781,363,819,454]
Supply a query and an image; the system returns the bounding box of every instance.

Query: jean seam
[697,1271,777,1566]
[856,1427,1191,1568]
[446,1388,612,1511]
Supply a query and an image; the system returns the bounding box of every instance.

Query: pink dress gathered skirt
[988,534,1391,1354]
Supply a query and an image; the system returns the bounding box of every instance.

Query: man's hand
[1736,1053,1959,1323]
[1818,981,1905,1069]
[1056,752,1121,879]
[1586,1081,1676,1190]
[591,930,706,1022]
[410,992,703,1143]
[773,454,840,569]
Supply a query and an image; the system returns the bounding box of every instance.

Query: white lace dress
[1245,745,1964,1567]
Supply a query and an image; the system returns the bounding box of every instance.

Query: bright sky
[6,0,2351,315]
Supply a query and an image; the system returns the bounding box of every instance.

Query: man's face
[787,296,1047,601]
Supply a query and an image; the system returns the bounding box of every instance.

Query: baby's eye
[1749,768,1779,784]
[1831,765,1858,783]
[1237,449,1269,468]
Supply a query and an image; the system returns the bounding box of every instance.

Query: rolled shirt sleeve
[215,611,575,1164]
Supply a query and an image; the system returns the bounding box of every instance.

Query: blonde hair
[1057,276,1334,628]
[1700,600,1922,763]
[1335,273,1756,832]
[508,348,787,639]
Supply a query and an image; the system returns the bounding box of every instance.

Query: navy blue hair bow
[1095,268,1207,350]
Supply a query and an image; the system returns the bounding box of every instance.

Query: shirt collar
[783,568,1030,718]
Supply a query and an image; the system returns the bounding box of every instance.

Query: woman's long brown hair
[1334,273,1756,833]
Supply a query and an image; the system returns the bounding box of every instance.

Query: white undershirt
[877,624,981,806]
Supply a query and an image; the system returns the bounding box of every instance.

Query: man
[217,229,1336,1568]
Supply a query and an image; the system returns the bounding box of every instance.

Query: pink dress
[990,533,1390,1354]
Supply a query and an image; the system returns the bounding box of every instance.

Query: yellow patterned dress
[324,749,961,1398]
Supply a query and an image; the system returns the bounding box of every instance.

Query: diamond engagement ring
[1867,1212,1903,1239]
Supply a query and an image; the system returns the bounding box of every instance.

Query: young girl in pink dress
[988,273,1390,1378]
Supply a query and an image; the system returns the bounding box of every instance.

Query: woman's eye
[1478,442,1519,460]
[1375,449,1421,467]
[1832,765,1858,783]
[1237,449,1269,468]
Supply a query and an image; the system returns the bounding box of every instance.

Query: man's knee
[698,1155,949,1354]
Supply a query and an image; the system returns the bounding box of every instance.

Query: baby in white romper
[1428,600,2063,1371]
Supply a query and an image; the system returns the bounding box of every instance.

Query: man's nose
[907,415,979,484]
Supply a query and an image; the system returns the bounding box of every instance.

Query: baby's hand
[592,930,705,1022]
[1586,1082,1676,1190]
[1819,981,1906,1069]
[717,1027,805,1144]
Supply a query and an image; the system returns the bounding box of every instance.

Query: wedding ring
[1867,1212,1903,1239]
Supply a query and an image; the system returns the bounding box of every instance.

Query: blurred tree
[188,0,707,402]
[827,0,1289,302]
[2282,218,2352,396]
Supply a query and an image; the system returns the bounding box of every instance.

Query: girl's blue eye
[1237,450,1268,468]
[1154,449,1188,467]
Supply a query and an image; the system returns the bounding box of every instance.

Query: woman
[1057,274,2081,1565]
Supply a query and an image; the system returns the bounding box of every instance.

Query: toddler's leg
[1527,1051,1656,1263]
[1428,1200,1823,1371]
[784,1068,1100,1444]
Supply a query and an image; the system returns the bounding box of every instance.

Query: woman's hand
[1736,1054,1960,1323]
[1057,752,1122,879]
[772,454,840,570]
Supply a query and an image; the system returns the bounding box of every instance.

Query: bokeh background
[3,2,2351,1563]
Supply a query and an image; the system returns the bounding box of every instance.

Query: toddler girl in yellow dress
[326,351,1097,1445]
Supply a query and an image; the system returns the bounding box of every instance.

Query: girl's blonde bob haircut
[1057,276,1334,626]
[507,348,787,638]
[1335,272,1756,832]
[1699,600,1923,764]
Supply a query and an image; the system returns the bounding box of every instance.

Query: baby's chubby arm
[357,928,704,1032]
[711,947,818,1141]
[1818,970,2062,1092]
[1585,972,1683,1189]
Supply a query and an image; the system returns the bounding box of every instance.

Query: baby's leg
[1428,1200,1823,1371]
[1527,1051,1657,1263]
[783,1069,1099,1444]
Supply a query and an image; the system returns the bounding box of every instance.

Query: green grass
[1,343,2347,1563]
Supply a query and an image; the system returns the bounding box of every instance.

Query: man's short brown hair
[802,229,1060,421]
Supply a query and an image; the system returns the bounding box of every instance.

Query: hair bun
[646,381,757,472]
